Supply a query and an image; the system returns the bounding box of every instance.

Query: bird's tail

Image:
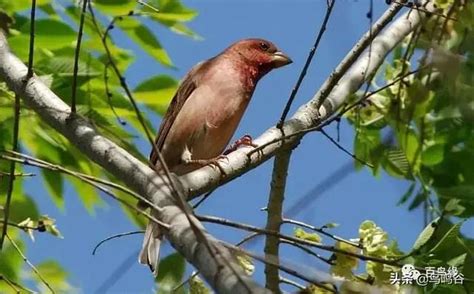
[139,221,161,276]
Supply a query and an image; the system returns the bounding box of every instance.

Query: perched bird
[139,38,292,275]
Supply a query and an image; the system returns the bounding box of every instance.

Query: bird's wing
[149,61,208,166]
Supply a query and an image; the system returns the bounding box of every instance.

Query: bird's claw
[223,134,258,155]
[184,155,228,177]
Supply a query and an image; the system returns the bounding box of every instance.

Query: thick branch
[0,31,267,294]
[264,149,292,293]
[181,1,435,198]
[0,2,435,292]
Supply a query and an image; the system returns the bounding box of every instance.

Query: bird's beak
[271,51,292,68]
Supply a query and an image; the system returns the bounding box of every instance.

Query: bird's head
[225,38,292,78]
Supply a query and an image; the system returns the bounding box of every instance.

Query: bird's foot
[184,155,228,176]
[223,134,258,155]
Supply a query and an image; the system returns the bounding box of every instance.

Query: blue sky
[21,1,473,293]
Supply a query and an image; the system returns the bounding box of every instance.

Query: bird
[139,38,292,275]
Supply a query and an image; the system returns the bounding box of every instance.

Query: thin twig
[0,94,20,250]
[0,275,20,293]
[282,218,361,248]
[92,230,144,255]
[279,276,305,291]
[103,61,126,125]
[237,232,262,246]
[280,239,333,265]
[137,0,160,13]
[392,0,457,21]
[192,189,215,209]
[315,1,405,109]
[254,70,422,220]
[71,0,89,113]
[223,242,337,293]
[278,0,336,126]
[6,234,55,293]
[0,171,35,177]
[26,0,36,79]
[2,151,160,213]
[198,214,410,269]
[436,0,460,44]
[250,68,422,155]
[0,0,37,252]
[0,153,169,230]
[320,128,374,168]
[0,274,37,294]
[2,220,41,231]
[174,231,264,292]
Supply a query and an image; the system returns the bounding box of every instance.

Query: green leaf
[422,144,445,166]
[94,0,136,15]
[444,199,466,216]
[17,217,37,241]
[428,221,464,255]
[429,284,466,294]
[41,169,64,209]
[294,227,321,243]
[68,177,103,213]
[0,236,24,281]
[39,3,59,18]
[117,19,173,66]
[384,148,412,179]
[359,220,388,256]
[8,19,77,60]
[353,129,381,171]
[149,0,198,22]
[330,241,359,278]
[408,189,427,211]
[39,215,63,239]
[411,217,440,252]
[189,274,210,294]
[115,190,147,229]
[447,253,467,267]
[156,253,186,293]
[32,261,71,293]
[462,252,474,293]
[397,182,416,205]
[395,126,420,174]
[158,20,202,39]
[235,253,254,275]
[133,75,178,114]
[8,193,40,224]
[437,185,474,202]
[0,0,49,14]
[322,222,339,229]
[35,55,102,78]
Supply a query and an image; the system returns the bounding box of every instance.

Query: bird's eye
[259,42,269,51]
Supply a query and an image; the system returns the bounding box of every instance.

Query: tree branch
[0,30,267,294]
[6,234,55,293]
[264,149,292,293]
[0,2,435,292]
[180,1,436,199]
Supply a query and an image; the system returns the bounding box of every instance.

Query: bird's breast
[161,66,255,171]
[190,81,251,159]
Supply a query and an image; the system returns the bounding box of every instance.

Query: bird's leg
[184,155,228,176]
[223,134,258,155]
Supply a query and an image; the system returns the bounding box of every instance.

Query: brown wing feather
[149,61,208,166]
